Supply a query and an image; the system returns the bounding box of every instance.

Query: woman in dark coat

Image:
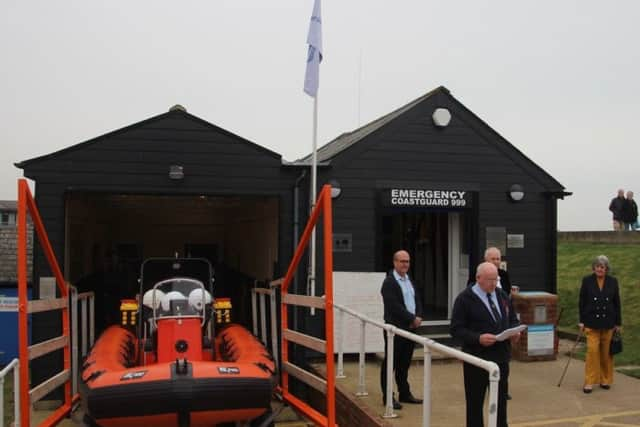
[578,255,622,393]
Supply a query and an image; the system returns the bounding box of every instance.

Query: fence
[333,303,500,427]
[250,293,501,427]
[251,279,281,370]
[0,287,95,427]
[16,178,95,427]
[69,287,95,397]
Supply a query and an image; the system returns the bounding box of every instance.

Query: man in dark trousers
[609,189,626,230]
[622,190,638,230]
[380,250,423,409]
[451,262,520,427]
[484,247,514,400]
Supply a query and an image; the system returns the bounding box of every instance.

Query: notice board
[333,271,386,354]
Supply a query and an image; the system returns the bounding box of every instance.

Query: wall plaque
[507,234,525,248]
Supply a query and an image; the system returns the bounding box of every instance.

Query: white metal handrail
[0,358,20,427]
[69,286,95,397]
[250,281,281,369]
[333,302,500,427]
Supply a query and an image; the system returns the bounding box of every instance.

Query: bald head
[393,250,409,262]
[484,247,501,269]
[392,250,410,276]
[476,262,498,293]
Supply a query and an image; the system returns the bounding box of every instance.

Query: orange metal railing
[279,184,336,427]
[17,178,75,427]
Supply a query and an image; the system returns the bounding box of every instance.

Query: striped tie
[486,293,501,322]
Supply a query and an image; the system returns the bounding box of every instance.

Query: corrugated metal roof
[295,87,444,164]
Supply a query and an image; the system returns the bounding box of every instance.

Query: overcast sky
[2,1,639,231]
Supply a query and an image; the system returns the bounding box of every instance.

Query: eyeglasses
[397,260,410,263]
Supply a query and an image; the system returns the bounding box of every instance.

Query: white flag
[303,0,322,97]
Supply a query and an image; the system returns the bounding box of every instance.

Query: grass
[2,369,15,427]
[618,368,640,379]
[557,242,640,366]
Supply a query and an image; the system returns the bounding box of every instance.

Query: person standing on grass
[609,189,626,231]
[578,255,622,393]
[622,191,638,231]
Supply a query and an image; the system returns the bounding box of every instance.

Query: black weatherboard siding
[16,107,298,390]
[298,86,567,297]
[15,86,568,390]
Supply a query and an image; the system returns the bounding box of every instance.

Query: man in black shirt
[609,189,626,231]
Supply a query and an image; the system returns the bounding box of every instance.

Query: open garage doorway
[64,192,279,333]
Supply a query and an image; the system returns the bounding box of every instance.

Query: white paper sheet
[495,324,527,341]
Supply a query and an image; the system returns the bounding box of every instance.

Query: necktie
[486,292,501,322]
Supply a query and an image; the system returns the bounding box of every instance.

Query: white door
[448,213,469,318]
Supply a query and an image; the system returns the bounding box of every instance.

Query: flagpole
[304,0,321,315]
[309,94,318,315]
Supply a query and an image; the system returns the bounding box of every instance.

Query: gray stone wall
[558,231,640,244]
[0,225,33,283]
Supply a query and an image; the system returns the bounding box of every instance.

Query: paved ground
[25,340,639,427]
[334,339,640,426]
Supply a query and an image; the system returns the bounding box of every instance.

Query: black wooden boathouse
[16,86,568,386]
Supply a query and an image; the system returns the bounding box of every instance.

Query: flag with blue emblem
[303,0,322,97]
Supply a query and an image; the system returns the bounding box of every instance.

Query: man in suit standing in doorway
[451,262,520,427]
[484,247,512,296]
[380,250,423,409]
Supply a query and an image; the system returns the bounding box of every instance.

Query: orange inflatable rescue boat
[80,258,276,427]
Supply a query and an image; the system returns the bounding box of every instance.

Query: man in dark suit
[485,247,512,296]
[467,248,512,296]
[380,250,423,409]
[484,247,514,400]
[451,262,520,427]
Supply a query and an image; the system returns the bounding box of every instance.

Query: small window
[1,212,16,226]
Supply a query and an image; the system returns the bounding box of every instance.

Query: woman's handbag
[610,330,623,355]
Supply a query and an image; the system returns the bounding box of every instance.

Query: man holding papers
[451,262,521,427]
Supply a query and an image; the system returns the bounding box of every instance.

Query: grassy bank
[2,369,14,426]
[557,242,640,366]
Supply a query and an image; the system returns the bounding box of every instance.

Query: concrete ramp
[333,340,640,426]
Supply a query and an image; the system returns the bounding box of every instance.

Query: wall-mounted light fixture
[509,184,525,202]
[169,165,184,180]
[328,179,342,199]
[432,107,451,128]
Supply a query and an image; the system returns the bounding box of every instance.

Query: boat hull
[81,325,275,427]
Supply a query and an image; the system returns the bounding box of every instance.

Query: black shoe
[399,394,423,404]
[583,387,593,394]
[382,396,402,410]
[506,393,512,400]
[600,384,611,390]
